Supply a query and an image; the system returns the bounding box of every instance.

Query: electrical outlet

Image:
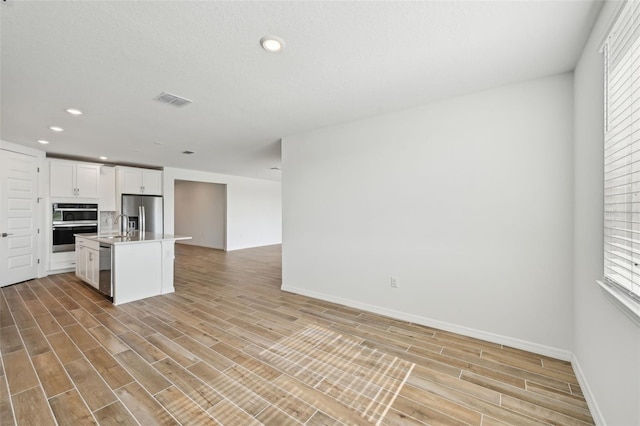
[390,276,399,288]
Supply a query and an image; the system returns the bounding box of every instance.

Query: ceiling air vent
[154,92,192,108]
[182,150,194,155]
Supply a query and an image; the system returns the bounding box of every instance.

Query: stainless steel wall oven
[52,203,98,253]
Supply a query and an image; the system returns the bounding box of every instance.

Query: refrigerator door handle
[140,205,146,233]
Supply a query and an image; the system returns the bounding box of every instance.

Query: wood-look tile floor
[0,244,594,425]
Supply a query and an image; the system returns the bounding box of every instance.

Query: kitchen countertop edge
[75,232,192,245]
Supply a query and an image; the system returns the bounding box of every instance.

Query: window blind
[603,0,640,299]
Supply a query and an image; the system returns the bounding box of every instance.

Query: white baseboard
[226,241,282,252]
[571,354,605,426]
[281,284,573,361]
[47,268,75,275]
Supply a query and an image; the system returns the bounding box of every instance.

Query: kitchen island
[75,232,191,305]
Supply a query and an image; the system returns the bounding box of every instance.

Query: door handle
[1,233,13,238]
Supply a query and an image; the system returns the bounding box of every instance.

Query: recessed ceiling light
[49,126,64,132]
[260,36,285,53]
[37,140,50,145]
[99,156,108,160]
[65,108,83,115]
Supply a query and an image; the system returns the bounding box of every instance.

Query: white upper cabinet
[141,170,162,195]
[99,166,116,211]
[76,164,100,198]
[49,161,75,197]
[117,166,162,195]
[50,160,100,198]
[120,167,143,194]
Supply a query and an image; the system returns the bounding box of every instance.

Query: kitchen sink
[100,234,131,240]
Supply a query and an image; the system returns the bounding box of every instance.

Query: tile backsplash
[99,211,118,232]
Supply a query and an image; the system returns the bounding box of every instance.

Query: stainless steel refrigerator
[122,195,163,234]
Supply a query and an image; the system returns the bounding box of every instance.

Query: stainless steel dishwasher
[99,243,112,297]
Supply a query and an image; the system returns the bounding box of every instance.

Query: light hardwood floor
[0,244,593,425]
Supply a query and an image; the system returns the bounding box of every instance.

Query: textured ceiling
[0,1,602,181]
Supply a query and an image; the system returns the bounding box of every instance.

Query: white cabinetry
[87,248,99,286]
[117,167,162,195]
[75,237,99,289]
[49,252,76,272]
[50,160,100,198]
[76,245,88,280]
[99,166,116,211]
[77,164,100,197]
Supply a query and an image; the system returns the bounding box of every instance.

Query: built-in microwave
[52,203,98,223]
[52,203,98,253]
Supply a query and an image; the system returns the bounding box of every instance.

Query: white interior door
[0,149,39,287]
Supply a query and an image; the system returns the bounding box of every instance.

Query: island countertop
[75,231,192,245]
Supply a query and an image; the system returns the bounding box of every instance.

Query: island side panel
[112,241,162,305]
[160,240,176,295]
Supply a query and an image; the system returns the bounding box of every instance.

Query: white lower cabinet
[75,237,99,289]
[87,248,99,287]
[76,245,87,280]
[50,251,76,272]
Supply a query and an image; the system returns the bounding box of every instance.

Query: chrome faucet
[114,214,130,235]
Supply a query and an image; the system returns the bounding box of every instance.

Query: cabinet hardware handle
[1,233,13,238]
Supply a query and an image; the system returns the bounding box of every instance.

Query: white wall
[174,180,226,249]
[282,73,575,358]
[163,168,281,251]
[573,2,640,425]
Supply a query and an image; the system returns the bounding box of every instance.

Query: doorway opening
[174,180,227,251]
